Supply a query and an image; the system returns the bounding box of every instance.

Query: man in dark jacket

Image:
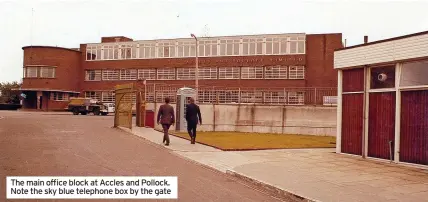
[185,97,202,144]
[157,97,175,146]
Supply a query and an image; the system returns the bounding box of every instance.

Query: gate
[114,83,136,129]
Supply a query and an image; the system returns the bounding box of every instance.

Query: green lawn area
[171,131,336,151]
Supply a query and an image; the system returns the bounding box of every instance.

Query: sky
[0,0,427,83]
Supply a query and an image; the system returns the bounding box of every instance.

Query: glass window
[85,70,101,81]
[176,68,195,80]
[218,90,239,103]
[199,67,217,79]
[288,66,305,79]
[218,67,240,79]
[102,91,115,102]
[280,39,287,54]
[102,70,119,80]
[51,92,68,101]
[265,66,287,79]
[370,65,395,89]
[120,69,137,80]
[198,90,217,103]
[198,41,205,57]
[220,40,227,56]
[240,91,263,103]
[290,41,297,54]
[39,67,55,78]
[138,69,156,80]
[264,91,287,104]
[266,38,273,55]
[242,39,249,56]
[157,68,176,80]
[113,45,119,59]
[249,40,256,55]
[241,67,263,79]
[288,92,305,105]
[85,91,101,101]
[25,67,38,78]
[400,60,428,87]
[273,38,280,54]
[298,41,305,54]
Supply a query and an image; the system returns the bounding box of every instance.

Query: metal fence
[144,84,338,106]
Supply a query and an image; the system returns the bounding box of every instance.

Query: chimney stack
[364,36,368,44]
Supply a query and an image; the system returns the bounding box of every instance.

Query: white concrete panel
[335,33,428,69]
[145,103,337,136]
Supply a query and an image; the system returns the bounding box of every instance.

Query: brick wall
[21,33,342,97]
[305,33,343,88]
[22,46,81,92]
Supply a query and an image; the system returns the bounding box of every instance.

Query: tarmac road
[0,111,284,202]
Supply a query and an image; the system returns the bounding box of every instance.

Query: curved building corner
[20,46,82,111]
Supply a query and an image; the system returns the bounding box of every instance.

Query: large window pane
[370,65,395,89]
[400,60,428,87]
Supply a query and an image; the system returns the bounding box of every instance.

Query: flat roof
[86,32,311,45]
[13,88,80,93]
[22,46,81,53]
[337,30,428,51]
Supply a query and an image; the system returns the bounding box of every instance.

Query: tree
[0,81,21,104]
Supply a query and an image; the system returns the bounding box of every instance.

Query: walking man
[185,97,202,144]
[157,97,175,146]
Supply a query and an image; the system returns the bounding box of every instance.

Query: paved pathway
[130,125,428,202]
[0,111,284,202]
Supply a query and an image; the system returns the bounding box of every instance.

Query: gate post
[136,91,141,127]
[136,91,147,127]
[136,79,147,127]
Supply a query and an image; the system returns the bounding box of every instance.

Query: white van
[103,103,115,114]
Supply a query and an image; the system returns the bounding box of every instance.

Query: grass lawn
[171,131,336,151]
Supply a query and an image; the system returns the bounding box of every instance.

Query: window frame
[264,65,288,79]
[218,67,240,79]
[288,66,305,79]
[85,70,102,81]
[157,68,176,80]
[240,67,264,79]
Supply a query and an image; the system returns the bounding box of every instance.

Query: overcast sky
[1,0,427,83]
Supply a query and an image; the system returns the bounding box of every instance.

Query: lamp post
[190,33,198,102]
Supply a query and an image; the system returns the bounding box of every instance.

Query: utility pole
[190,33,198,102]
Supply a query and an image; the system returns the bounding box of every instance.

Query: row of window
[50,92,74,101]
[24,66,56,78]
[86,36,306,61]
[84,90,305,105]
[85,66,305,81]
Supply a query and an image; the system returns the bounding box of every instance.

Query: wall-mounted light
[378,73,388,82]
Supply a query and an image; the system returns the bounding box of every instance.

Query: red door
[341,94,364,155]
[400,90,428,165]
[145,110,155,128]
[368,92,396,160]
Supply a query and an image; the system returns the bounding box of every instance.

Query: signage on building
[181,55,305,66]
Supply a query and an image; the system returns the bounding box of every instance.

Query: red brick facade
[21,33,342,110]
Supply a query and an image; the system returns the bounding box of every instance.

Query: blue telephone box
[176,87,197,132]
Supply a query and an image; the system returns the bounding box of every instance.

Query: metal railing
[145,84,338,106]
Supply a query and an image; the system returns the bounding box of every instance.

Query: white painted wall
[334,33,428,69]
[147,103,337,136]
